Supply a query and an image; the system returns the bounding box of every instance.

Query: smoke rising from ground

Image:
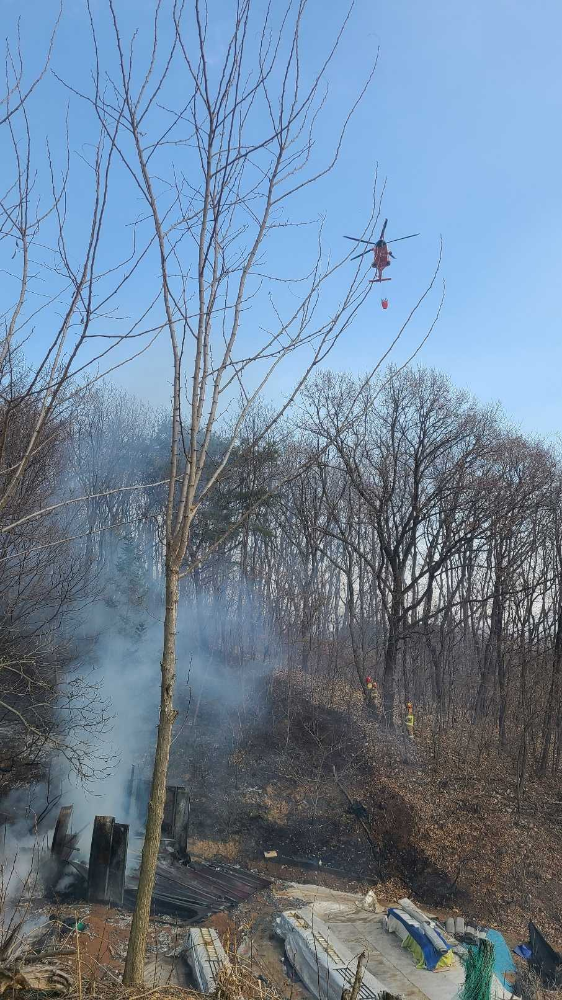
[0,787,51,934]
[55,568,276,857]
[0,524,279,925]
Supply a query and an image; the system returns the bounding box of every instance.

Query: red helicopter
[345,219,419,284]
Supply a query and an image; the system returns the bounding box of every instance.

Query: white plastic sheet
[276,907,389,1000]
[387,911,411,942]
[185,927,230,993]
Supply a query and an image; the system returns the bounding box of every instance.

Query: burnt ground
[162,666,562,951]
[165,669,466,908]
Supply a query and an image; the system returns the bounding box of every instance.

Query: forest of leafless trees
[3,367,562,792]
[2,1,561,984]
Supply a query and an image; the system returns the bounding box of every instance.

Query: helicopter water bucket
[381,298,388,309]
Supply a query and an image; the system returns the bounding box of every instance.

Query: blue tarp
[466,929,516,994]
[486,929,516,989]
[388,908,451,972]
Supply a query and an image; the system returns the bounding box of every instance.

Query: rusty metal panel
[125,856,270,919]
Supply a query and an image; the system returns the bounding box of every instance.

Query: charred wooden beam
[126,765,135,820]
[51,806,73,860]
[128,772,151,830]
[88,816,114,904]
[172,789,190,857]
[107,822,129,906]
[161,784,188,839]
[161,785,176,837]
[88,816,129,906]
[127,774,189,843]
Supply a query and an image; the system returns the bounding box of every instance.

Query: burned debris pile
[47,777,270,922]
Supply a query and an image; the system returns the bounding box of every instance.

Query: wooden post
[88,816,115,904]
[162,785,177,837]
[128,777,187,839]
[134,778,151,829]
[172,789,190,856]
[162,784,187,837]
[126,765,135,820]
[51,806,73,859]
[108,822,129,906]
[342,951,367,1000]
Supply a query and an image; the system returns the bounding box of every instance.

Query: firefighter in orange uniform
[406,702,415,739]
[365,676,382,712]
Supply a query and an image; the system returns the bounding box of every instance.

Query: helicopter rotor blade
[351,248,374,261]
[386,233,420,244]
[344,235,376,246]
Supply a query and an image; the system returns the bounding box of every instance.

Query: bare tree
[70,0,444,981]
[0,7,167,780]
[307,368,496,723]
[473,436,552,739]
[0,390,112,784]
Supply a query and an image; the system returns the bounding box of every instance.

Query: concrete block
[185,927,230,993]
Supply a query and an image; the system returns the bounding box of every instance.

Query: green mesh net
[459,940,496,1000]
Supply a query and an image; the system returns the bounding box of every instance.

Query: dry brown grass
[58,930,283,1000]
[515,966,562,1000]
[281,668,562,941]
[215,960,285,1000]
[56,982,199,1000]
[187,838,242,861]
[53,966,284,1000]
[275,667,364,716]
[4,927,283,1000]
[261,788,289,825]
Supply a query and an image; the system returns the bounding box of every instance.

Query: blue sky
[3,0,562,441]
[366,0,562,441]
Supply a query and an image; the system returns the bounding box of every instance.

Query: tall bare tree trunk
[475,574,501,720]
[539,606,562,775]
[381,579,404,725]
[97,0,395,984]
[123,563,179,985]
[383,618,399,725]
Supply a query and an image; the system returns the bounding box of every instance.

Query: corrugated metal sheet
[124,854,270,920]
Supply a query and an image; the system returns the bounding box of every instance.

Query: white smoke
[54,573,276,857]
[0,789,52,936]
[0,547,278,905]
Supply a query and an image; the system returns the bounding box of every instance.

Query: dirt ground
[164,668,562,952]
[7,901,195,986]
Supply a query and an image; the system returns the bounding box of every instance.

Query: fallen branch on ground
[0,918,74,994]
